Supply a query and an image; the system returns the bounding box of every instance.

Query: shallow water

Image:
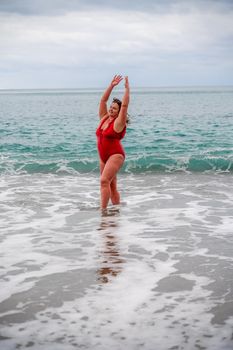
[1,173,233,349]
[1,86,233,348]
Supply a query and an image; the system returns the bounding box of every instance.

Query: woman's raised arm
[99,75,123,119]
[114,76,130,131]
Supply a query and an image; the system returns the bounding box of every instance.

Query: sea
[0,86,233,350]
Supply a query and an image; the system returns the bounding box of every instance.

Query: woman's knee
[100,176,110,187]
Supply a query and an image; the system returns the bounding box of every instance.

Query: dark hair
[112,98,122,109]
[112,98,130,124]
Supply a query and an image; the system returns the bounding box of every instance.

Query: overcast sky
[0,0,233,88]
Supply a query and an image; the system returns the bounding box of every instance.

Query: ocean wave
[1,155,233,175]
[125,155,233,173]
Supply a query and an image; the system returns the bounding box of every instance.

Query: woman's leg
[99,158,120,205]
[99,158,105,175]
[110,176,120,205]
[100,154,124,209]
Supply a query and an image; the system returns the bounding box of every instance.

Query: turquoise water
[0,86,233,174]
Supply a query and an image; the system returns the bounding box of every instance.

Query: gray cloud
[0,0,232,88]
[0,0,233,16]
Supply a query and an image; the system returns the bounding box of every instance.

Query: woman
[96,75,130,210]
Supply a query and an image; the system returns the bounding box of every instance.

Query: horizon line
[0,84,233,91]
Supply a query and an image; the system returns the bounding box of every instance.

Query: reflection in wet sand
[97,208,125,283]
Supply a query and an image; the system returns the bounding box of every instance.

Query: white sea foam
[0,173,233,349]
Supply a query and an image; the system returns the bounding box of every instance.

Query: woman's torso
[96,115,126,162]
[96,115,126,139]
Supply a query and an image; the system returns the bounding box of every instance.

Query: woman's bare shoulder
[99,113,108,120]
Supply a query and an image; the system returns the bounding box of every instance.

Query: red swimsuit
[96,116,126,163]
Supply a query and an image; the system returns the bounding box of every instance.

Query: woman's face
[109,102,120,118]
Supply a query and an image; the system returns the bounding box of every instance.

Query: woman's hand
[124,76,129,89]
[111,75,123,87]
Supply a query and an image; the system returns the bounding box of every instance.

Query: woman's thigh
[99,158,105,175]
[100,159,117,190]
[101,154,124,182]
